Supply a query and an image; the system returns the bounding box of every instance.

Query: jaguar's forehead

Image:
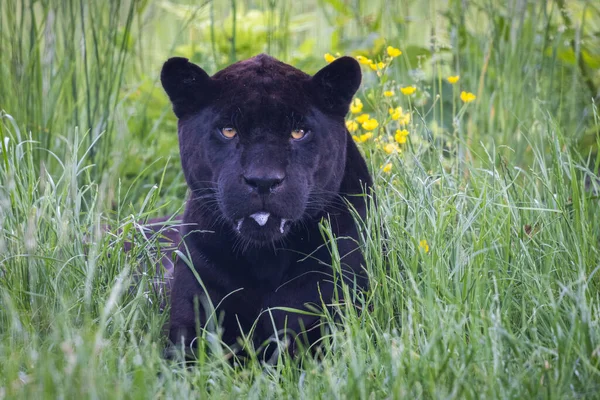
[212,54,310,85]
[211,54,312,112]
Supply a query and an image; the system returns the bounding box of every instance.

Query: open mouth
[234,211,292,240]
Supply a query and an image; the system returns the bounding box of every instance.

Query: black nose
[243,171,285,195]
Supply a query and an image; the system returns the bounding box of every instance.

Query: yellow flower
[324,53,336,63]
[387,46,402,58]
[389,107,411,125]
[356,113,370,124]
[369,61,386,71]
[356,56,372,65]
[460,91,476,103]
[359,132,373,142]
[447,75,460,84]
[361,118,379,131]
[395,129,409,144]
[419,239,430,253]
[399,113,410,125]
[381,163,392,173]
[346,120,358,132]
[384,143,400,154]
[400,86,416,96]
[352,135,360,142]
[350,98,363,114]
[383,90,395,97]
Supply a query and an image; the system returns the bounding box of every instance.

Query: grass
[1,0,600,398]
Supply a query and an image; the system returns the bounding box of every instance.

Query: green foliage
[1,0,600,398]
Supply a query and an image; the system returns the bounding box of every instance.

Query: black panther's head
[161,54,361,245]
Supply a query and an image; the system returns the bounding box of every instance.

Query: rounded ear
[310,56,362,117]
[160,57,214,119]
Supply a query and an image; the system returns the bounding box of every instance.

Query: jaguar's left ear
[310,56,362,117]
[161,57,215,119]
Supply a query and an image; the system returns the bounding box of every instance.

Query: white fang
[249,212,270,226]
[236,218,244,232]
[280,219,287,234]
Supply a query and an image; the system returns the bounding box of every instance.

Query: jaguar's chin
[233,211,293,243]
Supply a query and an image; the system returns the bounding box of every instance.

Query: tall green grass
[0,0,140,171]
[1,0,599,398]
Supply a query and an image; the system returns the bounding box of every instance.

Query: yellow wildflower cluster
[384,143,400,154]
[444,74,477,104]
[356,113,370,124]
[395,129,409,144]
[389,107,411,125]
[377,128,409,157]
[347,104,380,143]
[419,239,430,253]
[324,53,336,63]
[352,45,402,76]
[443,73,476,103]
[339,44,417,163]
[324,52,343,63]
[370,61,386,71]
[347,110,380,143]
[346,120,358,132]
[400,86,416,96]
[361,118,379,131]
[355,56,370,65]
[350,98,363,114]
[346,94,413,157]
[387,46,402,58]
[460,91,476,103]
[353,132,373,143]
[330,44,480,176]
[348,107,411,157]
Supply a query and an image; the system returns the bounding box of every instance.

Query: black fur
[161,54,372,358]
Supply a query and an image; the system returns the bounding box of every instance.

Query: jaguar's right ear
[160,57,215,119]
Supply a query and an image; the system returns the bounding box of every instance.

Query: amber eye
[221,127,237,139]
[291,129,306,140]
